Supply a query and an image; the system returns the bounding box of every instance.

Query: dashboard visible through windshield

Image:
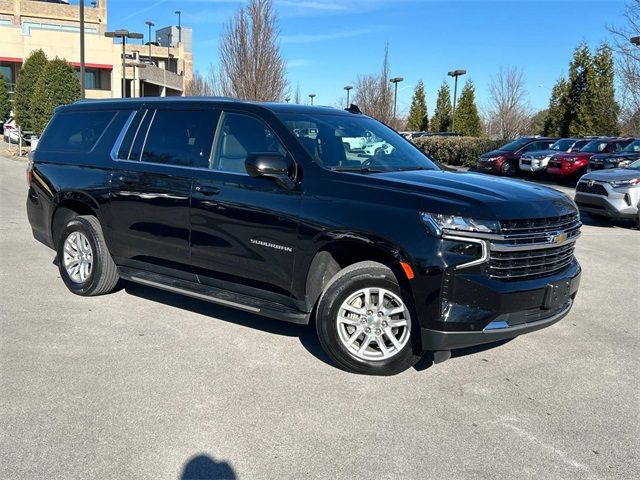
[276,112,439,173]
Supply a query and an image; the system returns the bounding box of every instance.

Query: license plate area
[542,281,571,310]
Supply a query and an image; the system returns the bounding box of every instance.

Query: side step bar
[118,267,310,324]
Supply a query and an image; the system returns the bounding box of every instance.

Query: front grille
[589,162,605,170]
[549,161,562,168]
[488,243,576,280]
[500,213,580,235]
[576,182,608,196]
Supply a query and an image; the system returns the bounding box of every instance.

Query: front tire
[56,215,119,296]
[501,161,516,177]
[315,261,421,375]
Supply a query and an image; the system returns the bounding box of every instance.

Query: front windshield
[580,140,608,153]
[629,159,640,170]
[622,139,640,153]
[499,138,531,152]
[277,112,439,172]
[550,139,574,151]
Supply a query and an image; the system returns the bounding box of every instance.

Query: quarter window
[38,110,116,152]
[213,113,286,174]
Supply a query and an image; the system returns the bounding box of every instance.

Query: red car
[477,137,557,176]
[547,138,633,180]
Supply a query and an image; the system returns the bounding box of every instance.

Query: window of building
[38,111,117,152]
[213,113,286,174]
[138,109,219,168]
[74,68,103,90]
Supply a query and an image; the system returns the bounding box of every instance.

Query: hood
[555,151,593,160]
[480,149,513,159]
[581,168,640,182]
[522,149,559,158]
[364,170,576,221]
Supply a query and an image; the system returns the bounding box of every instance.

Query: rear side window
[40,111,116,152]
[140,109,218,168]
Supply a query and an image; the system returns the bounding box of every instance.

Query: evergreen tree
[406,80,429,131]
[592,44,619,135]
[13,49,48,131]
[0,73,11,123]
[431,82,452,132]
[31,58,81,135]
[567,43,596,137]
[529,109,548,136]
[544,77,570,136]
[454,80,481,136]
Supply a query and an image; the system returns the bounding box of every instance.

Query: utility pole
[79,0,85,99]
[448,69,466,133]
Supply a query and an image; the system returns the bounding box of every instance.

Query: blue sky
[105,0,627,115]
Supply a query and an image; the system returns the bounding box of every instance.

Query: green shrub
[0,73,10,122]
[413,136,509,167]
[14,49,48,131]
[31,58,81,135]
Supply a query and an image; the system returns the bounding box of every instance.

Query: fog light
[624,194,632,206]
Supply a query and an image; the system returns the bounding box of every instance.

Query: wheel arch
[51,193,101,246]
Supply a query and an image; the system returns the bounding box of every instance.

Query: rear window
[39,111,116,152]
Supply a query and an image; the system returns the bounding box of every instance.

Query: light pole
[389,77,403,124]
[79,0,85,99]
[631,36,640,46]
[105,29,144,98]
[145,21,154,59]
[309,93,316,105]
[175,10,182,44]
[344,85,353,108]
[448,69,466,133]
[166,33,173,72]
[285,97,290,103]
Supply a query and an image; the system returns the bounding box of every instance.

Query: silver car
[520,138,589,173]
[574,159,640,227]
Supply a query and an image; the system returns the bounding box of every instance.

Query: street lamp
[284,97,291,103]
[79,0,85,98]
[447,69,466,133]
[631,36,640,46]
[308,93,316,105]
[344,85,353,108]
[105,29,144,98]
[175,10,182,44]
[145,21,155,59]
[389,77,403,124]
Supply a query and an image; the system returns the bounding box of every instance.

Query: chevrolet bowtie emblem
[551,232,568,244]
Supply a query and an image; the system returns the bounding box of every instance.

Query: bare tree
[185,68,222,96]
[218,0,287,101]
[608,0,640,135]
[487,66,531,139]
[354,44,393,124]
[294,81,301,104]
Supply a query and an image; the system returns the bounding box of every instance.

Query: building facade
[0,0,193,100]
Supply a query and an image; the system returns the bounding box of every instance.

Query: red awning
[0,57,23,63]
[69,62,113,70]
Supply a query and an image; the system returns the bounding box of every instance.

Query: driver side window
[212,112,286,174]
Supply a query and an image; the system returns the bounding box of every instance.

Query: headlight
[482,157,498,163]
[421,213,501,237]
[609,178,640,188]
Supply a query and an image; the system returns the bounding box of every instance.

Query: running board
[118,267,310,324]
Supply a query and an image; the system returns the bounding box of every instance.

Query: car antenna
[345,104,362,114]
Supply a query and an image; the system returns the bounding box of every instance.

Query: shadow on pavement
[122,281,336,368]
[413,339,513,372]
[181,454,236,480]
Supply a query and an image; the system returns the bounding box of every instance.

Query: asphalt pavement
[1,153,638,480]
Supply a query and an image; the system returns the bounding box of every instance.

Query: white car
[519,138,589,173]
[362,140,394,156]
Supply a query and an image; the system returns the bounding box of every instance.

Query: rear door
[109,106,219,280]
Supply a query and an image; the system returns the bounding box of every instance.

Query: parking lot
[0,153,638,479]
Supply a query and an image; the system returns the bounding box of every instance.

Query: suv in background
[27,98,582,375]
[548,138,633,181]
[575,159,640,227]
[589,139,640,171]
[519,138,589,174]
[477,137,558,176]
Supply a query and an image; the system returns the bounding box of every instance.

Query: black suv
[27,98,582,375]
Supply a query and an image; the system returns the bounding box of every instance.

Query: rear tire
[56,215,119,296]
[315,261,421,375]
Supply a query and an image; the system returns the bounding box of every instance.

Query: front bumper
[575,184,640,220]
[520,158,548,173]
[420,263,581,351]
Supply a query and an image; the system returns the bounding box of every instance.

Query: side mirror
[245,153,294,189]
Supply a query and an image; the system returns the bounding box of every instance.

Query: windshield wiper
[330,166,386,173]
[393,166,437,171]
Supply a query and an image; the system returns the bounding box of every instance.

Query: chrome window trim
[109,110,137,161]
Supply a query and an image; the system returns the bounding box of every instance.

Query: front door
[110,107,219,280]
[190,111,302,300]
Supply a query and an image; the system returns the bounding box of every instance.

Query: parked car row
[477,136,637,181]
[2,116,31,145]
